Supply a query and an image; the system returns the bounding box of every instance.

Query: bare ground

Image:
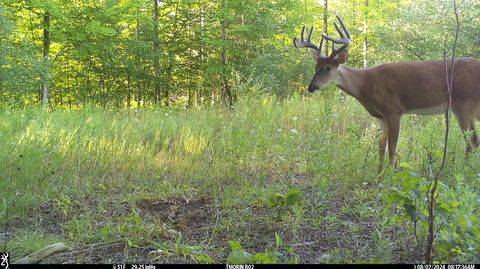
[3,181,418,264]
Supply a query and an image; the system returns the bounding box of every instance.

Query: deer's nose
[308,84,318,93]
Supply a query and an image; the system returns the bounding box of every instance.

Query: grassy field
[1,94,479,263]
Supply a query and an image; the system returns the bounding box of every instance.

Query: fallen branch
[15,243,69,264]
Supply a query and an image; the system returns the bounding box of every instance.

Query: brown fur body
[330,57,480,168]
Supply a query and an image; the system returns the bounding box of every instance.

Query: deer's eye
[326,66,331,72]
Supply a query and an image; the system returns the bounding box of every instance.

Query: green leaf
[127,239,138,248]
[435,208,449,225]
[99,225,112,241]
[275,232,283,248]
[436,202,453,213]
[385,191,407,203]
[458,215,472,228]
[228,240,242,251]
[285,188,302,206]
[273,193,285,201]
[127,214,143,225]
[454,174,464,183]
[227,249,253,264]
[409,189,421,200]
[195,254,215,264]
[399,162,414,170]
[435,241,453,257]
[259,197,274,207]
[253,252,278,264]
[404,203,418,221]
[432,149,443,159]
[419,211,429,223]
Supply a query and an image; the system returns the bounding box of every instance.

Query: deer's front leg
[386,116,401,166]
[378,119,388,173]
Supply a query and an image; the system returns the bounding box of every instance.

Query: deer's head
[293,16,351,93]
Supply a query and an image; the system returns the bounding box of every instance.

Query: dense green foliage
[1,0,479,108]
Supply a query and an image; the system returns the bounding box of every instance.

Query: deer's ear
[311,50,319,60]
[335,50,348,64]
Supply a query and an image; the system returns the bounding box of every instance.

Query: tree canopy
[0,0,478,109]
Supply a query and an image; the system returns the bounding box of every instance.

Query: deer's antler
[293,26,324,54]
[322,15,351,60]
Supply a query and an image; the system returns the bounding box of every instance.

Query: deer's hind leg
[386,115,401,166]
[453,105,479,155]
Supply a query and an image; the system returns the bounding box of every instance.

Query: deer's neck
[336,65,368,99]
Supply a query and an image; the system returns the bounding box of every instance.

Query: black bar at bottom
[10,263,473,269]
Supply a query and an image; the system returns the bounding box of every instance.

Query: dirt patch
[295,227,330,263]
[34,200,66,235]
[7,195,216,264]
[138,196,214,242]
[5,193,134,238]
[4,199,65,238]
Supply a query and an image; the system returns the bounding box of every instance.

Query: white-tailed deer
[294,16,480,170]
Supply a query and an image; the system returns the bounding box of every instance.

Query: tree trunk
[220,3,233,108]
[136,86,141,109]
[363,0,368,68]
[153,0,161,105]
[187,81,192,108]
[163,0,179,107]
[127,73,131,108]
[200,5,207,106]
[41,11,50,109]
[220,43,233,107]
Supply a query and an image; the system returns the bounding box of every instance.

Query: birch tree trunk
[153,0,161,105]
[41,11,50,109]
[363,0,368,68]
